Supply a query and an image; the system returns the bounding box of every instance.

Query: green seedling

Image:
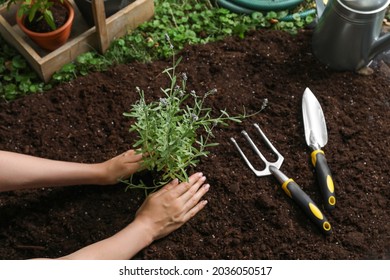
[123,35,265,191]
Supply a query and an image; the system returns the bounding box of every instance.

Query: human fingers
[172,172,204,197]
[122,149,143,163]
[179,174,207,203]
[183,197,209,222]
[182,182,210,213]
[102,150,143,184]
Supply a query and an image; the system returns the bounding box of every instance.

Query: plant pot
[16,0,75,52]
[74,0,135,27]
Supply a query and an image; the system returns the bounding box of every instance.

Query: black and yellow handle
[281,178,332,235]
[311,150,336,211]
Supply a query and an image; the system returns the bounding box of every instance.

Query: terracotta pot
[16,0,75,52]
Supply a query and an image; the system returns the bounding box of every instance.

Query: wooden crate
[0,0,154,82]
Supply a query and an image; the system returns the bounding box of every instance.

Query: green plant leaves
[123,54,247,190]
[0,0,315,100]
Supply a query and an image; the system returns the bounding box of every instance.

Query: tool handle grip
[282,179,332,235]
[312,150,336,211]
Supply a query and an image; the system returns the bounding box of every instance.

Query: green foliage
[51,0,316,83]
[6,0,61,31]
[107,1,313,61]
[0,37,49,100]
[0,0,316,100]
[123,48,251,190]
[52,52,111,82]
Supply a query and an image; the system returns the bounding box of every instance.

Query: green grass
[0,0,316,101]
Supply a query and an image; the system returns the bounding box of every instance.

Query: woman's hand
[98,149,143,185]
[58,172,210,260]
[134,172,210,241]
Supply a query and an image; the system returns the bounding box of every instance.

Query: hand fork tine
[231,123,284,176]
[230,123,332,235]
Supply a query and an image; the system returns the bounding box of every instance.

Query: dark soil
[0,29,389,260]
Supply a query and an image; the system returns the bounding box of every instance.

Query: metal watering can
[312,0,390,71]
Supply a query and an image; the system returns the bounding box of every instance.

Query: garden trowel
[302,88,335,211]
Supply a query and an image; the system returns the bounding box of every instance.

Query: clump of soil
[0,29,389,259]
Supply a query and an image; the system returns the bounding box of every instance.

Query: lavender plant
[123,45,258,190]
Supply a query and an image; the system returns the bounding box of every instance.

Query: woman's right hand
[134,172,210,241]
[55,172,209,260]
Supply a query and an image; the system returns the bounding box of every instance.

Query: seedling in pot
[6,0,64,31]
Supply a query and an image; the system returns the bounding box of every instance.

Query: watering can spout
[369,33,390,63]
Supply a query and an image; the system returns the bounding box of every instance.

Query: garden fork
[230,123,332,235]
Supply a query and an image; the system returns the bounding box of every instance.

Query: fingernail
[203,184,210,191]
[198,172,203,177]
[202,200,208,205]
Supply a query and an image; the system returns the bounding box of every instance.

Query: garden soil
[0,29,389,260]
